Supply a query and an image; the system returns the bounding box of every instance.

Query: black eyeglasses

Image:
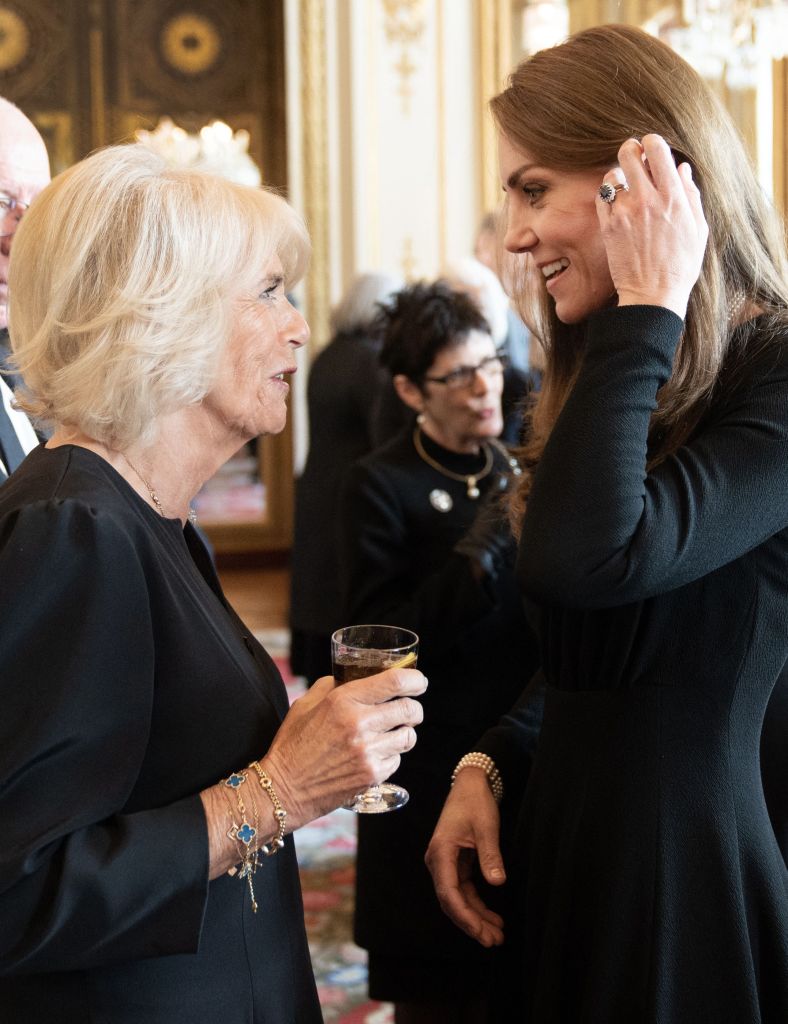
[423,351,508,391]
[0,194,31,238]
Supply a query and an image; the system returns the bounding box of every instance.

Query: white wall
[286,0,488,469]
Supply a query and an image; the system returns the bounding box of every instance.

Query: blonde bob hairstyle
[8,143,310,448]
[491,24,788,523]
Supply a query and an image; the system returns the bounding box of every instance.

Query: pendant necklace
[122,453,197,525]
[412,425,520,500]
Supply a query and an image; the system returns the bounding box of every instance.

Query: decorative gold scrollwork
[382,0,426,116]
[160,12,221,75]
[0,5,30,73]
[382,0,425,46]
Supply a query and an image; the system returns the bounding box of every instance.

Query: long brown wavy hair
[491,24,788,529]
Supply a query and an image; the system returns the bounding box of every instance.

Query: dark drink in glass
[331,624,419,812]
[334,650,416,684]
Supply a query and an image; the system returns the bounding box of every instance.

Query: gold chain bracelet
[249,761,287,855]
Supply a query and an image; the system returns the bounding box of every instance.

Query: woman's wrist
[200,783,241,880]
[258,748,306,832]
[451,752,503,803]
[200,768,284,882]
[616,290,688,320]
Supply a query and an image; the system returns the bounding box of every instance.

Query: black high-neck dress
[0,445,321,1023]
[339,427,539,1003]
[479,306,788,1023]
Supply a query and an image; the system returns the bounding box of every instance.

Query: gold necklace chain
[412,425,497,499]
[121,453,197,525]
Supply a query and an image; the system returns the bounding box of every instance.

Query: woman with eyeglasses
[338,280,539,1024]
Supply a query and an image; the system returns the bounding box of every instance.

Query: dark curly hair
[377,280,490,387]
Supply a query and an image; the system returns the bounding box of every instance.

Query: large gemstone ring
[599,181,629,203]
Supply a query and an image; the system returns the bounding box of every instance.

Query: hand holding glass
[331,624,419,813]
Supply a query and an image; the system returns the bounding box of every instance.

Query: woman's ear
[393,374,425,414]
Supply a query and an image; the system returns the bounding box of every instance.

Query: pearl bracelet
[451,752,504,803]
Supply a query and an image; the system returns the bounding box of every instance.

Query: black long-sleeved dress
[0,445,321,1023]
[339,428,538,1002]
[478,307,788,1023]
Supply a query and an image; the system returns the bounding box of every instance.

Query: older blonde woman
[0,144,425,1023]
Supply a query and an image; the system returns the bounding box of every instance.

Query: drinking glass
[331,624,419,813]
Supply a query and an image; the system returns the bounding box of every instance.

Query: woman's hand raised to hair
[261,668,426,831]
[598,133,709,320]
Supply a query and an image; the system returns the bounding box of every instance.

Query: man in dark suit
[0,97,50,480]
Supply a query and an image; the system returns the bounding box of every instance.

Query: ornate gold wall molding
[774,57,788,219]
[435,0,447,267]
[400,236,418,279]
[568,0,662,33]
[0,5,30,72]
[383,0,426,43]
[382,0,426,115]
[300,0,331,353]
[477,0,512,215]
[88,0,106,148]
[35,111,75,172]
[0,0,85,169]
[159,12,223,75]
[1,0,294,551]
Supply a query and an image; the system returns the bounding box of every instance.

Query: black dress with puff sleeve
[0,445,321,1024]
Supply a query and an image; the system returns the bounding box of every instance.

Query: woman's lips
[545,268,569,293]
[541,258,570,292]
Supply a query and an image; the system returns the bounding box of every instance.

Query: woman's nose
[471,368,492,396]
[504,209,537,254]
[284,303,310,349]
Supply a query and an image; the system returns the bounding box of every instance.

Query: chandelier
[519,0,569,55]
[652,1,788,88]
[135,118,262,186]
[516,1,788,89]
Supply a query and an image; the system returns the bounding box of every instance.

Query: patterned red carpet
[268,648,394,1023]
[296,807,393,1023]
